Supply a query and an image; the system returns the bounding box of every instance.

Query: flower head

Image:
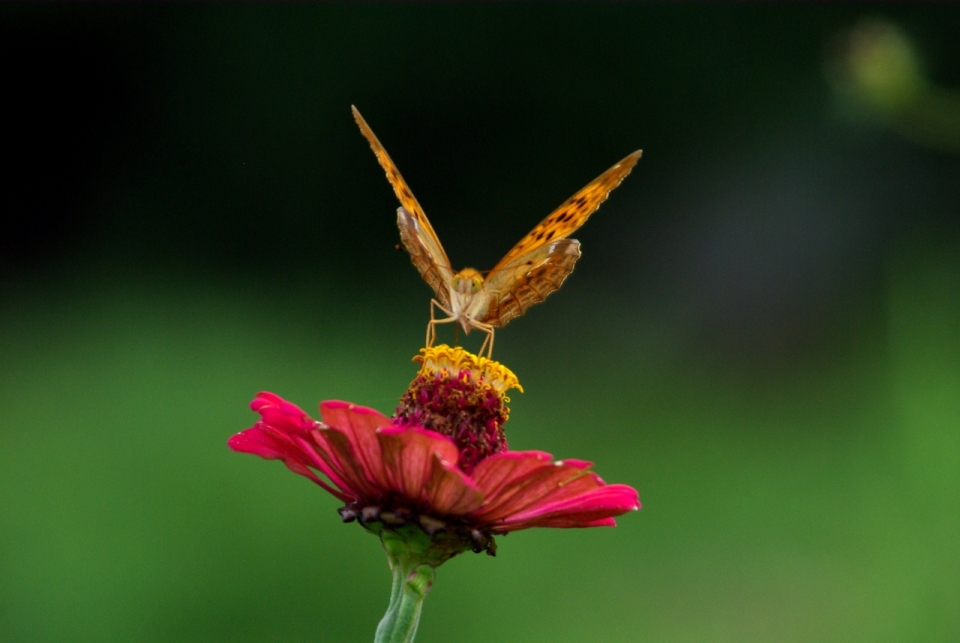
[228,345,639,559]
[395,344,520,473]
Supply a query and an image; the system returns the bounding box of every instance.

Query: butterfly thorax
[448,268,491,334]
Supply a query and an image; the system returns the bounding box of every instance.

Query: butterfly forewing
[352,106,453,271]
[481,239,581,327]
[477,149,641,327]
[491,150,642,271]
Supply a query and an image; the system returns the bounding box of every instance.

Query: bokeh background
[2,5,959,643]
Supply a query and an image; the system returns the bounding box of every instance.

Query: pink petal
[228,415,353,503]
[469,452,640,530]
[313,425,383,500]
[494,484,641,531]
[249,392,312,437]
[319,401,393,490]
[231,394,641,532]
[290,431,355,496]
[470,454,595,523]
[376,425,460,502]
[423,454,484,516]
[371,424,482,515]
[469,450,553,498]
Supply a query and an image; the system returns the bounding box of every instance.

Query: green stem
[374,531,436,643]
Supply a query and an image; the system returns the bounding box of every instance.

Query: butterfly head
[451,268,484,295]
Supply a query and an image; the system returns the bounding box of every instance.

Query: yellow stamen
[414,344,523,395]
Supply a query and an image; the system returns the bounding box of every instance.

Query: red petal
[375,425,483,515]
[376,425,460,502]
[314,425,383,500]
[469,452,640,530]
[249,392,312,437]
[423,454,484,516]
[228,401,354,503]
[494,484,641,531]
[470,453,592,522]
[469,450,554,499]
[319,401,393,490]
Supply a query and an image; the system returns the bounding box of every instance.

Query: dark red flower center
[393,369,508,474]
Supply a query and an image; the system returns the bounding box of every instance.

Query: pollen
[414,344,523,395]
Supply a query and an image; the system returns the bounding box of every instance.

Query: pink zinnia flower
[229,345,640,558]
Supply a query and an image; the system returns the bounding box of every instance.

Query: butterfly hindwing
[397,207,453,308]
[481,239,581,327]
[491,150,641,271]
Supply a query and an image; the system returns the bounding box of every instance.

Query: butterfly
[353,106,641,358]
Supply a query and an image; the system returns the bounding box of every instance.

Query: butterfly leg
[427,299,457,348]
[474,322,496,359]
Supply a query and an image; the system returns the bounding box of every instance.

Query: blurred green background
[2,5,959,643]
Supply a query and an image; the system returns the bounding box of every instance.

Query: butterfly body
[354,106,640,357]
[447,267,489,334]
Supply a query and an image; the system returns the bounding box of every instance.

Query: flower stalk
[374,528,437,643]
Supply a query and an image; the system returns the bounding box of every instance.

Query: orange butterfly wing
[397,207,453,308]
[352,106,454,305]
[481,239,582,327]
[491,150,642,270]
[480,149,642,327]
